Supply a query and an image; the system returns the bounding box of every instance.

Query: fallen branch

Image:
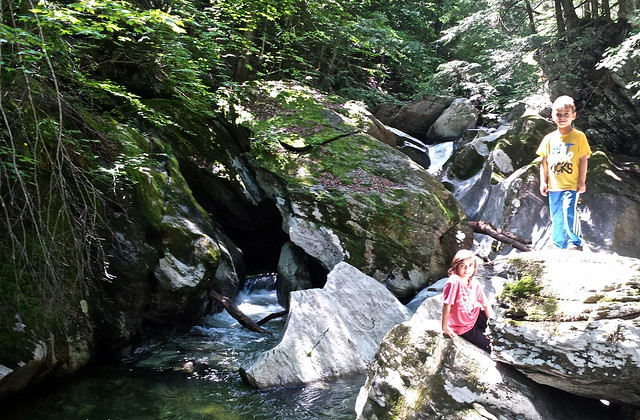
[257,309,289,326]
[208,290,269,334]
[469,220,533,252]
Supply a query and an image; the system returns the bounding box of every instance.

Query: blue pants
[548,190,582,249]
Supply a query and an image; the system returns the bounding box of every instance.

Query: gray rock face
[473,163,549,257]
[103,152,239,347]
[355,298,616,420]
[276,241,313,307]
[445,157,494,221]
[491,115,555,178]
[426,98,479,143]
[490,250,640,405]
[240,262,412,389]
[374,96,453,141]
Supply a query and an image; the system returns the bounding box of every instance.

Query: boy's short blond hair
[552,95,576,112]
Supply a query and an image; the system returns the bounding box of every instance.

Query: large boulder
[240,262,412,388]
[491,250,640,406]
[579,152,640,257]
[373,96,453,141]
[100,133,241,351]
[490,115,555,178]
[0,120,244,399]
[365,114,431,169]
[231,81,473,299]
[426,98,479,143]
[355,287,617,419]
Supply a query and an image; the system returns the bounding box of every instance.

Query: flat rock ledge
[490,250,640,406]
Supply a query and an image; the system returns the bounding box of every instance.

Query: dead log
[257,309,289,326]
[469,220,533,252]
[208,290,269,334]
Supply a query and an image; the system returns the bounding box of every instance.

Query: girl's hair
[448,249,477,277]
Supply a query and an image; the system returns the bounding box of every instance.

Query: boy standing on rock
[536,95,591,250]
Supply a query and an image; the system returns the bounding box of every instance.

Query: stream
[2,275,363,419]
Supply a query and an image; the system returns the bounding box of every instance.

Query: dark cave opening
[180,160,327,287]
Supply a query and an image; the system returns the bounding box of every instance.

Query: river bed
[3,277,363,419]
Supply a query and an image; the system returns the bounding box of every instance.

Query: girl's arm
[441,303,456,337]
[483,302,493,319]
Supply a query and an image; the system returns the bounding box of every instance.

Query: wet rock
[373,96,453,141]
[490,115,554,177]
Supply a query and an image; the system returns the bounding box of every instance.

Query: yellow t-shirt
[536,128,591,191]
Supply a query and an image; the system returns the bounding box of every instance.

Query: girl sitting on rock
[441,249,493,352]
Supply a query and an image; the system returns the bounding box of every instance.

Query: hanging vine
[0,0,108,362]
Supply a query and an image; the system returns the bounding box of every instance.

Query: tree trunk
[618,0,639,25]
[524,0,536,33]
[555,0,566,34]
[560,0,579,30]
[602,0,610,19]
[209,290,270,334]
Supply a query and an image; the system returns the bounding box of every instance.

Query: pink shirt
[442,274,487,335]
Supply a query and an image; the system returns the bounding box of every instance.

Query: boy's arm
[539,156,549,196]
[577,154,588,193]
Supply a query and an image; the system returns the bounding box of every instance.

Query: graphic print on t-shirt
[457,286,476,315]
[549,142,575,175]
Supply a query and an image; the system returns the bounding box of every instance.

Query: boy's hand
[577,181,586,193]
[539,182,548,196]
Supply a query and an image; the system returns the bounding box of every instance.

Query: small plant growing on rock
[498,259,557,320]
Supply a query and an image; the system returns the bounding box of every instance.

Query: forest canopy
[2,0,638,111]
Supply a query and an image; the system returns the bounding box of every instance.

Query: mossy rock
[498,258,561,321]
[447,140,487,180]
[230,81,472,297]
[493,115,554,176]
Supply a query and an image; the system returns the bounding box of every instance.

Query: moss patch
[499,258,559,320]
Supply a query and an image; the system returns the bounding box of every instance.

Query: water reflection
[2,276,363,419]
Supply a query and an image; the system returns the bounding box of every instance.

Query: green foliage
[502,275,542,299]
[597,31,640,99]
[424,1,546,114]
